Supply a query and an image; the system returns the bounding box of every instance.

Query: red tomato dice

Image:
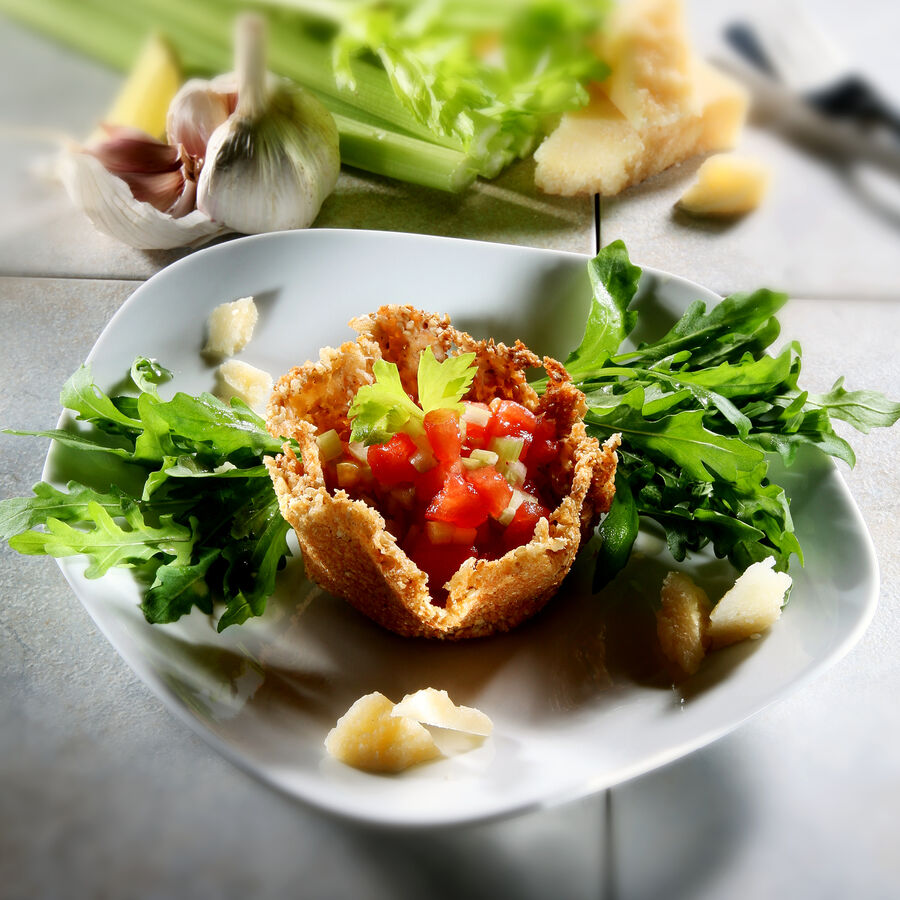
[488,399,537,441]
[502,499,550,551]
[425,470,488,528]
[367,432,418,487]
[424,408,462,462]
[526,416,559,465]
[407,530,475,597]
[464,465,513,518]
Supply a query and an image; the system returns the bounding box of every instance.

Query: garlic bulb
[197,15,341,234]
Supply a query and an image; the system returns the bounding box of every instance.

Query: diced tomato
[367,432,418,487]
[464,465,513,518]
[526,416,559,465]
[424,408,462,462]
[406,530,475,599]
[425,470,488,528]
[502,499,550,552]
[474,517,506,561]
[488,399,537,441]
[414,463,446,504]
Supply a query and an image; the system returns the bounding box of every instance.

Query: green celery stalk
[334,113,476,191]
[0,0,479,190]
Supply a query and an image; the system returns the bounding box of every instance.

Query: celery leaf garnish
[349,347,476,445]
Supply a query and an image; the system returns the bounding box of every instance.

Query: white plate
[46,229,878,828]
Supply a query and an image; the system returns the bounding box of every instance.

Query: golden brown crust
[266,305,620,639]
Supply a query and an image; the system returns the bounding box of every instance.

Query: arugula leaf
[570,242,897,584]
[585,404,767,488]
[1,357,293,629]
[807,377,900,433]
[563,239,641,385]
[349,347,477,445]
[0,482,126,542]
[592,473,639,591]
[3,428,136,459]
[10,502,195,579]
[130,357,172,399]
[60,364,142,431]
[143,548,218,623]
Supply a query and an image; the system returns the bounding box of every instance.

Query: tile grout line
[0,272,147,283]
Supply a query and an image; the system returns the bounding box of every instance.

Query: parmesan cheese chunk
[324,692,440,773]
[392,688,492,754]
[535,59,747,197]
[677,154,771,216]
[534,0,748,197]
[204,296,258,358]
[707,557,792,649]
[392,688,493,736]
[214,359,273,415]
[602,0,695,129]
[657,571,711,677]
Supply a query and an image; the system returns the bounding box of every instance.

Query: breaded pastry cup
[266,306,619,639]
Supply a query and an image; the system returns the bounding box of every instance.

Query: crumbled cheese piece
[657,571,711,676]
[214,359,273,415]
[392,688,493,735]
[677,154,771,216]
[204,296,258,358]
[534,0,748,197]
[324,692,440,773]
[707,557,791,648]
[392,688,492,754]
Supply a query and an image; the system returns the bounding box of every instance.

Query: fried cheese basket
[266,305,619,639]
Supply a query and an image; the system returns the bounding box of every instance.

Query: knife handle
[807,77,900,142]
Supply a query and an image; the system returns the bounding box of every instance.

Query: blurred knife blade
[716,1,900,176]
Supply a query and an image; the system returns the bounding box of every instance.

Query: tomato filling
[319,399,559,603]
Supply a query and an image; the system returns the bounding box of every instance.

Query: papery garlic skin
[197,15,340,234]
[166,78,235,162]
[58,150,228,250]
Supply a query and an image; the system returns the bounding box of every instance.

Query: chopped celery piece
[496,488,526,526]
[316,428,343,461]
[462,404,491,428]
[504,459,527,487]
[470,448,499,466]
[411,448,437,473]
[347,441,368,463]
[488,436,524,467]
[426,521,477,545]
[336,460,362,488]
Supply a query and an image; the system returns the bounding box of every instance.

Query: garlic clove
[166,78,235,161]
[87,124,181,175]
[85,124,198,217]
[58,150,228,250]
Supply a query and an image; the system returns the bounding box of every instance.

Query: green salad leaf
[2,244,898,631]
[1,359,290,631]
[566,242,900,583]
